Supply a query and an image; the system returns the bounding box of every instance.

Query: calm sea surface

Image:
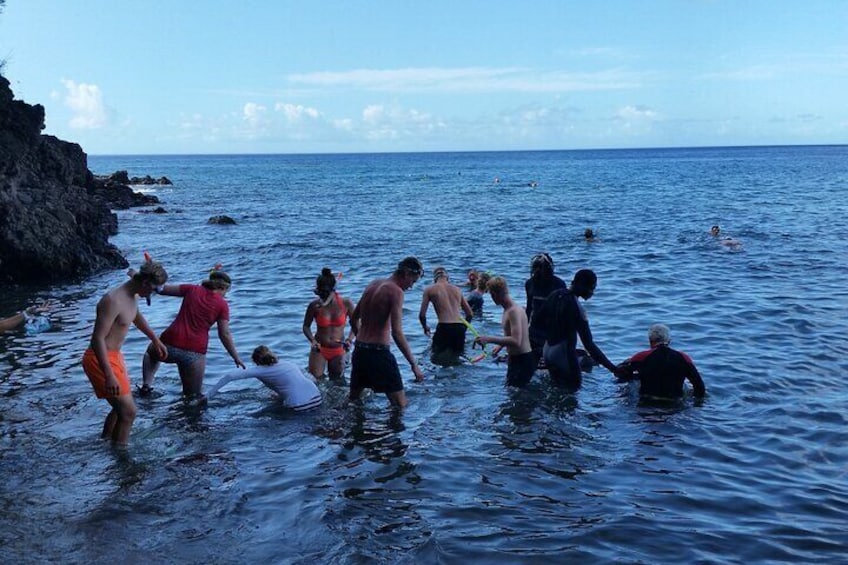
[1,146,847,563]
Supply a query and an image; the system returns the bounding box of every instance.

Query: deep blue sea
[2,146,847,563]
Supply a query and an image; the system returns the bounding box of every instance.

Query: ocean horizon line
[89,143,847,159]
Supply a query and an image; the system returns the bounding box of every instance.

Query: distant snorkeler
[584,227,597,241]
[710,225,741,248]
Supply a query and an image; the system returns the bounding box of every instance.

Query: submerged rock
[207,215,237,225]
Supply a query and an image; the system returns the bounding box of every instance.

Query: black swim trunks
[350,342,403,394]
[432,322,467,356]
[506,352,536,387]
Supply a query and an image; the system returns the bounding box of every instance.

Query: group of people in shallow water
[71,243,708,447]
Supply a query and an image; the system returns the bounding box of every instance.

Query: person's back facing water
[419,267,474,364]
[617,323,706,400]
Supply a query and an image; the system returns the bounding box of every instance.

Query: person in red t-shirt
[140,269,245,397]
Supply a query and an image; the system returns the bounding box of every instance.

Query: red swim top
[160,284,230,354]
[315,293,347,328]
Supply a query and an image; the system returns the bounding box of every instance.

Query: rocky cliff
[0,74,156,284]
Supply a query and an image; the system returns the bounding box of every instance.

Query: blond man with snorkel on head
[473,276,535,387]
[82,254,168,446]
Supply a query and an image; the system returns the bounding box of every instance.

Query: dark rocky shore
[0,74,162,284]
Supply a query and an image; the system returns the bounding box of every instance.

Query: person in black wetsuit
[536,269,624,390]
[616,323,706,399]
[524,253,566,364]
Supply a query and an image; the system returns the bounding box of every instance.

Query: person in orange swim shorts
[83,256,169,447]
[83,349,130,397]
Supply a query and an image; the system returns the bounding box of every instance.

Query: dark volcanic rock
[0,74,156,283]
[207,215,237,225]
[89,175,160,210]
[139,206,168,214]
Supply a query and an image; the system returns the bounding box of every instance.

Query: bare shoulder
[507,304,527,322]
[96,287,119,311]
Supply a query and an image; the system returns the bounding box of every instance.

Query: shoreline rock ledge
[0,74,157,284]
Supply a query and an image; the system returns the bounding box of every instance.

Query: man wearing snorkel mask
[82,256,168,446]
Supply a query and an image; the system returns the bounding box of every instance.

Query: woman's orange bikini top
[315,293,347,328]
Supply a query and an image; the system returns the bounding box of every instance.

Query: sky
[1,1,847,155]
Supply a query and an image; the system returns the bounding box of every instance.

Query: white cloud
[616,105,658,121]
[356,104,445,141]
[243,102,268,127]
[612,105,660,136]
[286,66,644,93]
[274,103,320,121]
[362,104,385,123]
[61,79,108,129]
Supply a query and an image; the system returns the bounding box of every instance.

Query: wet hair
[584,228,595,239]
[530,253,554,278]
[395,256,423,277]
[710,225,721,235]
[571,269,597,290]
[476,271,492,292]
[252,345,278,366]
[316,267,337,291]
[433,266,448,282]
[648,323,671,345]
[133,259,168,286]
[202,270,232,291]
[486,275,509,296]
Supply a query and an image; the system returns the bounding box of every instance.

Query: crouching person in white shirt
[205,345,322,411]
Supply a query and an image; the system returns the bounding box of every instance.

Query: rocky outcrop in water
[0,74,156,283]
[207,215,237,225]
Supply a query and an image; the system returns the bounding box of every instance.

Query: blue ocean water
[1,146,847,563]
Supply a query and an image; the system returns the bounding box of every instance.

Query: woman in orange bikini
[302,268,356,380]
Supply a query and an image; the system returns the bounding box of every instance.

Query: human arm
[301,302,320,351]
[524,279,533,317]
[204,369,257,399]
[460,294,474,323]
[391,290,424,381]
[344,297,357,348]
[575,317,619,374]
[0,312,26,333]
[614,358,639,382]
[474,333,520,348]
[418,289,431,337]
[216,318,245,368]
[154,284,186,297]
[133,310,167,360]
[350,301,362,337]
[90,296,122,396]
[474,307,524,349]
[684,355,706,398]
